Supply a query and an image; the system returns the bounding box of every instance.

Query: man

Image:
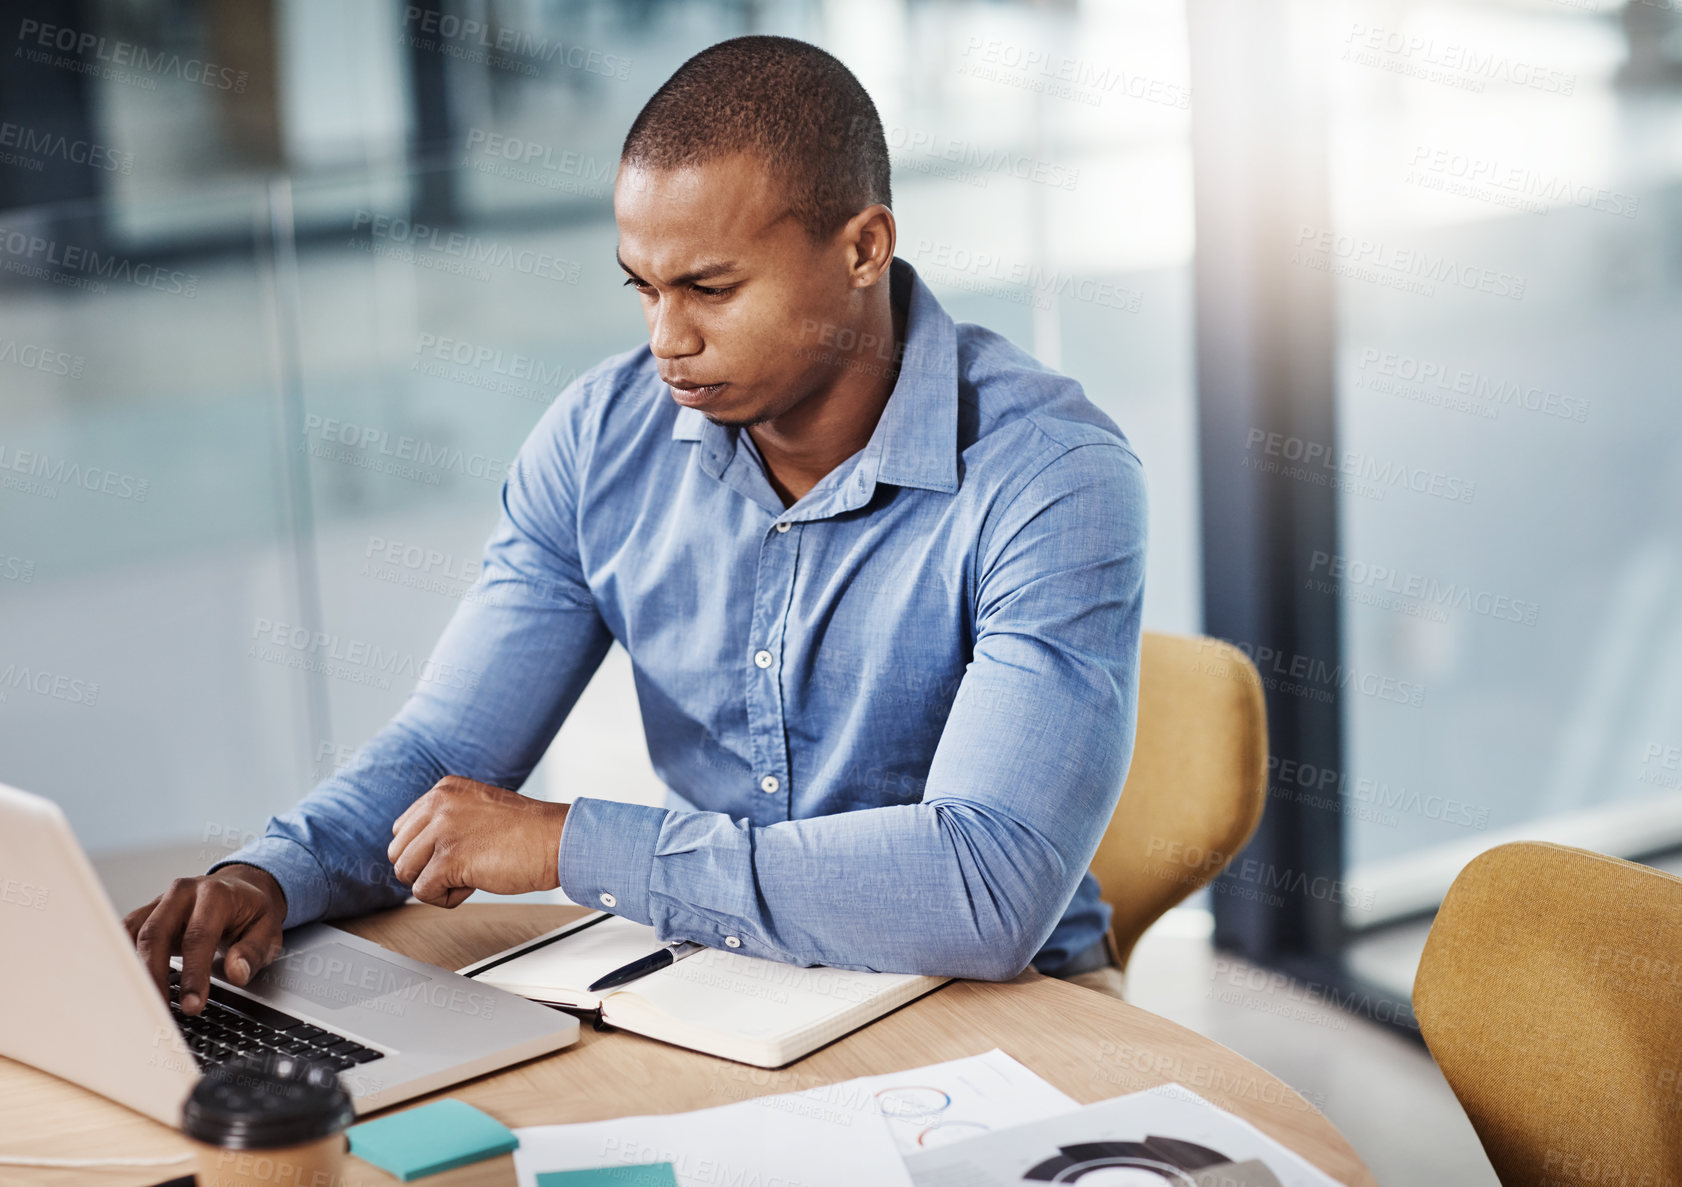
[127,35,1146,1013]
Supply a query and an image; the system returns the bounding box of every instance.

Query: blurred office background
[2,0,1679,1180]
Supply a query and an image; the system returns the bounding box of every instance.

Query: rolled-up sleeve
[211,376,617,929]
[557,441,1147,980]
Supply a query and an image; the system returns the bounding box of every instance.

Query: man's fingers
[223,916,285,988]
[133,880,196,1003]
[122,897,161,945]
[387,810,429,865]
[411,861,467,908]
[390,826,437,887]
[391,782,444,837]
[409,836,465,907]
[177,894,232,1014]
[126,870,288,1015]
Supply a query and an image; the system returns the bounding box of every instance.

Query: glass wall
[0,0,1199,892]
[1321,0,1682,930]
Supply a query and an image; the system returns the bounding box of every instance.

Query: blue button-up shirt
[213,258,1147,981]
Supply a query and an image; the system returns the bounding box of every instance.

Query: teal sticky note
[537,1166,679,1186]
[347,1098,519,1181]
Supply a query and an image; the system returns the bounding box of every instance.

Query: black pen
[587,940,706,992]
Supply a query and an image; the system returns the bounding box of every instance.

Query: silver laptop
[0,782,579,1125]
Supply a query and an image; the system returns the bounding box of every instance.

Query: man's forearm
[206,436,617,929]
[208,722,445,928]
[558,793,1092,981]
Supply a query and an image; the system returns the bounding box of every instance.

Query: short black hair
[621,35,892,240]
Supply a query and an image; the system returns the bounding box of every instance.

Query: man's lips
[664,378,728,404]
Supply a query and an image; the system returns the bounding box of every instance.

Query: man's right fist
[123,864,288,1016]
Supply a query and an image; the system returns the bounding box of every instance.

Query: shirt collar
[669,257,959,496]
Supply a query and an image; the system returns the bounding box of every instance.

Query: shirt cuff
[208,836,331,931]
[556,796,669,925]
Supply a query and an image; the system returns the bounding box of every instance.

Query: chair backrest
[1415,841,1682,1183]
[1092,632,1268,972]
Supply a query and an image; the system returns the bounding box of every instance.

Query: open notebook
[456,912,950,1068]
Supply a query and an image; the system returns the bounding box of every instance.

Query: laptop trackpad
[252,941,433,1011]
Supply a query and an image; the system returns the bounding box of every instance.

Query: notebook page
[470,914,667,1006]
[602,947,945,1063]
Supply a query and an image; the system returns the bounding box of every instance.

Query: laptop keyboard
[167,967,386,1073]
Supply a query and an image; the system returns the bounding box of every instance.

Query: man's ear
[843,204,896,289]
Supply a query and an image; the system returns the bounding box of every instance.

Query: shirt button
[774,522,791,533]
[753,649,773,669]
[760,775,780,794]
[598,892,617,907]
[724,936,742,948]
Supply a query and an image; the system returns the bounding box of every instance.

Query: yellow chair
[1089,632,1269,974]
[1414,841,1682,1183]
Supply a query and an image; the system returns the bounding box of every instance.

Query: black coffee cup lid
[181,1053,355,1148]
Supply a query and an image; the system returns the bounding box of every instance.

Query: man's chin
[693,394,775,428]
[700,407,773,428]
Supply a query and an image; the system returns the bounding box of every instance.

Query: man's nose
[649,304,702,359]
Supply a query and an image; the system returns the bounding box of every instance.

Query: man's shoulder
[952,321,1142,480]
[537,343,671,449]
[556,342,661,417]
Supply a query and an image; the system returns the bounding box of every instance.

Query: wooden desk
[1,904,1376,1185]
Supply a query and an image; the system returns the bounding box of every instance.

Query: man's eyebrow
[615,247,741,287]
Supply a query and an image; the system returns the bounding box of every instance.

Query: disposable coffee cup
[181,1052,355,1187]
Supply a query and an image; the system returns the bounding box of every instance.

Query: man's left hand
[387,776,569,908]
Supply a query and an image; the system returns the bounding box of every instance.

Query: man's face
[613,153,866,427]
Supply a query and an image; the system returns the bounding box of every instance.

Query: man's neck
[749,296,907,507]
